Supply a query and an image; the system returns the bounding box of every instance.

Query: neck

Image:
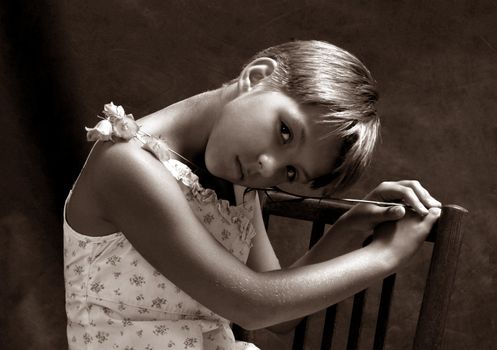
[137,83,240,204]
[138,83,238,163]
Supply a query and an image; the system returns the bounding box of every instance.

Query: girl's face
[205,88,342,190]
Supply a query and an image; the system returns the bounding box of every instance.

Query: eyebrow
[295,117,310,183]
[300,167,310,183]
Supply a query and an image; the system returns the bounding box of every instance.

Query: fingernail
[429,207,441,216]
[429,198,442,207]
[417,206,429,216]
[390,206,404,216]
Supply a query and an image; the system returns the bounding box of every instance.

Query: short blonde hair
[247,40,379,194]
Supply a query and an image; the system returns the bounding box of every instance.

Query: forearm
[245,243,396,329]
[289,225,361,269]
[262,182,441,332]
[264,226,359,333]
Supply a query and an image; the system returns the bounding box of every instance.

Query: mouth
[236,156,244,181]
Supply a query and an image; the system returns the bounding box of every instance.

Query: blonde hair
[247,40,379,194]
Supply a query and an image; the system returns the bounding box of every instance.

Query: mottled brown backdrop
[0,0,495,349]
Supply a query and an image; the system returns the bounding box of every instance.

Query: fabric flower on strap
[85,102,139,141]
[142,136,171,163]
[85,102,171,162]
[85,119,113,141]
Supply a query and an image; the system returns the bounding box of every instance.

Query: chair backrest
[251,190,467,350]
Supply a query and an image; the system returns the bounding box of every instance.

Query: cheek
[204,134,228,177]
[204,119,241,179]
[215,111,268,153]
[223,97,273,137]
[205,100,275,177]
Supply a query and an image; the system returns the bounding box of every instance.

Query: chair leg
[292,317,308,350]
[321,304,337,350]
[413,205,467,350]
[373,274,397,350]
[347,289,367,350]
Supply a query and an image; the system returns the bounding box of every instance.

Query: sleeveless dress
[64,153,261,349]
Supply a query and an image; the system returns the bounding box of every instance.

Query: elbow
[231,304,270,331]
[217,272,291,330]
[236,310,297,332]
[236,307,299,332]
[230,296,282,331]
[235,314,269,331]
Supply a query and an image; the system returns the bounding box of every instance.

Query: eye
[286,166,297,182]
[280,121,292,143]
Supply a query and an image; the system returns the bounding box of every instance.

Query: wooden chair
[235,190,468,350]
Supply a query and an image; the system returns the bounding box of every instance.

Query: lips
[236,156,244,181]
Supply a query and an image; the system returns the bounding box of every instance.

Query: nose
[257,153,279,178]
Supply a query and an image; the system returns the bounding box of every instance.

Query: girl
[64,40,441,349]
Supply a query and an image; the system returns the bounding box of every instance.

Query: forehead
[256,88,342,182]
[293,102,342,181]
[281,131,340,197]
[261,89,336,136]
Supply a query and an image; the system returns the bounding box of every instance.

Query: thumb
[423,207,442,226]
[389,205,406,216]
[366,205,406,226]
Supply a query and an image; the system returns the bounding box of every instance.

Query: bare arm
[247,182,442,333]
[92,142,439,330]
[245,192,281,273]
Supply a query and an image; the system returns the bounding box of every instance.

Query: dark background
[0,0,495,349]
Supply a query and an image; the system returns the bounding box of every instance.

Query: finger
[396,180,442,208]
[386,205,406,220]
[368,181,442,212]
[421,207,442,228]
[373,183,429,216]
[355,203,406,226]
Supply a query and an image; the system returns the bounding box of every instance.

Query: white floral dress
[64,147,260,348]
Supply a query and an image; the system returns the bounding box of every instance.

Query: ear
[238,57,277,93]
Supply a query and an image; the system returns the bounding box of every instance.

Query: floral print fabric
[64,156,260,350]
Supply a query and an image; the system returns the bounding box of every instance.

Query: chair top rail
[261,191,468,244]
[261,191,352,225]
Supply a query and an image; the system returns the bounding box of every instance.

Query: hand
[331,202,404,244]
[371,207,441,266]
[331,180,441,245]
[364,180,442,216]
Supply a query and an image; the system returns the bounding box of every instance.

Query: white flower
[85,119,113,141]
[143,137,171,162]
[113,116,139,140]
[102,102,126,119]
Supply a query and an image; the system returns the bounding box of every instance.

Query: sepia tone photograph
[1,1,495,349]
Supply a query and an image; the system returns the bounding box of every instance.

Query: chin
[204,162,232,183]
[204,156,219,177]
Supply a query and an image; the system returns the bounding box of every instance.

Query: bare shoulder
[90,140,187,221]
[67,140,185,236]
[91,139,165,189]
